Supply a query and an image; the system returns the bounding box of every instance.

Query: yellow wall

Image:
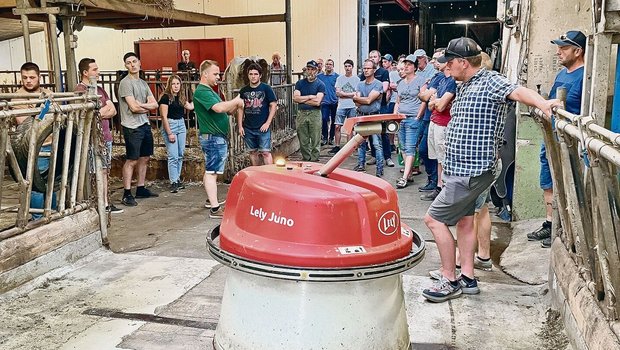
[0,0,358,74]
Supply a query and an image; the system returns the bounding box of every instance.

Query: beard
[23,84,40,92]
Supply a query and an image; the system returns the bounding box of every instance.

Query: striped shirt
[444,69,517,177]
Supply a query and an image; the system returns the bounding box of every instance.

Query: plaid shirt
[444,69,517,177]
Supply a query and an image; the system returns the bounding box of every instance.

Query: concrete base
[549,237,620,350]
[0,209,102,293]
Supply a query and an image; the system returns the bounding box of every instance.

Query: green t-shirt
[194,84,229,136]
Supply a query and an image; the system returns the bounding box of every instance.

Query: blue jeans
[398,117,422,156]
[200,134,228,175]
[539,143,553,190]
[419,120,437,186]
[31,145,57,220]
[321,103,337,141]
[162,119,187,183]
[358,134,384,175]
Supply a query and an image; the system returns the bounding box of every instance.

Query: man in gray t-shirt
[353,59,384,176]
[118,52,159,206]
[330,59,361,154]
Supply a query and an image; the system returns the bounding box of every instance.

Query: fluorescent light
[454,20,474,25]
[377,22,390,27]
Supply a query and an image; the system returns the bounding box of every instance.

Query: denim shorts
[398,117,422,156]
[335,107,357,125]
[122,123,153,160]
[103,141,112,169]
[243,127,271,152]
[539,143,553,190]
[200,134,228,174]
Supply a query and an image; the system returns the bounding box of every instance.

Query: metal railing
[530,88,620,321]
[0,91,107,242]
[0,71,299,182]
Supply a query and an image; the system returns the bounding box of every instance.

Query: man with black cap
[293,60,325,161]
[528,30,586,248]
[421,37,563,303]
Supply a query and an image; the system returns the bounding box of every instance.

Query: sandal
[396,177,407,189]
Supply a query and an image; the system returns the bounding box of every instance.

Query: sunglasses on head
[560,34,582,48]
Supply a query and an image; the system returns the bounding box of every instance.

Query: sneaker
[474,256,492,271]
[321,139,328,146]
[106,204,124,214]
[205,200,226,209]
[376,171,383,178]
[209,206,225,219]
[458,275,480,295]
[170,182,179,193]
[386,158,395,167]
[177,181,186,190]
[328,140,334,145]
[366,157,376,165]
[422,276,462,303]
[419,182,436,192]
[396,177,407,189]
[527,223,551,241]
[328,146,341,154]
[353,164,366,172]
[135,188,159,198]
[428,268,461,280]
[541,237,552,248]
[121,194,138,206]
[420,188,440,201]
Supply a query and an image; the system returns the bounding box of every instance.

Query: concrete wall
[499,0,592,220]
[0,0,358,73]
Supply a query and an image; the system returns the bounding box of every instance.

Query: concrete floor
[0,147,568,350]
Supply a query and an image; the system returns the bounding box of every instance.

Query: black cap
[551,30,586,49]
[123,52,139,62]
[343,59,354,66]
[306,60,319,69]
[437,37,481,63]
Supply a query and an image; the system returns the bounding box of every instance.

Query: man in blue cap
[422,37,563,303]
[528,30,586,248]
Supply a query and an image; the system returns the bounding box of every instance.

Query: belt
[358,111,378,116]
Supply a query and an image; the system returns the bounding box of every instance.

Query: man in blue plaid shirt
[422,37,563,303]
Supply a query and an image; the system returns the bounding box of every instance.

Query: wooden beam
[81,0,219,25]
[218,13,285,25]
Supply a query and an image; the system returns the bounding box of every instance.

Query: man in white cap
[413,49,437,82]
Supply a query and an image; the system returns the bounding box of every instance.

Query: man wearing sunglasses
[421,37,563,303]
[528,30,586,248]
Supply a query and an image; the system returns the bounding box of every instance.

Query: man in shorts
[75,57,122,213]
[118,52,159,206]
[422,37,562,303]
[194,60,244,218]
[237,63,278,166]
[329,59,360,154]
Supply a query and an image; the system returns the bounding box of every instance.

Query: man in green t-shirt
[194,60,243,219]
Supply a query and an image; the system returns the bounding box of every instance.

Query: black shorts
[123,123,154,160]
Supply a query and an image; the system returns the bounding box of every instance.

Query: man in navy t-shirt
[317,59,339,145]
[528,30,585,248]
[293,60,325,161]
[237,63,278,166]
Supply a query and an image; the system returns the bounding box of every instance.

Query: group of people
[290,30,584,304]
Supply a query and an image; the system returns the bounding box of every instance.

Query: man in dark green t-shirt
[194,60,243,219]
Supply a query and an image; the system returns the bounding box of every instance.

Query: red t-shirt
[430,105,452,127]
[74,83,113,142]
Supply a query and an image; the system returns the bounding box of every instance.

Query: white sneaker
[429,267,461,280]
[205,200,226,209]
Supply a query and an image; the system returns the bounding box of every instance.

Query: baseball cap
[306,60,319,69]
[403,54,418,64]
[437,37,481,63]
[551,30,586,49]
[343,59,354,66]
[381,53,394,62]
[412,49,427,59]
